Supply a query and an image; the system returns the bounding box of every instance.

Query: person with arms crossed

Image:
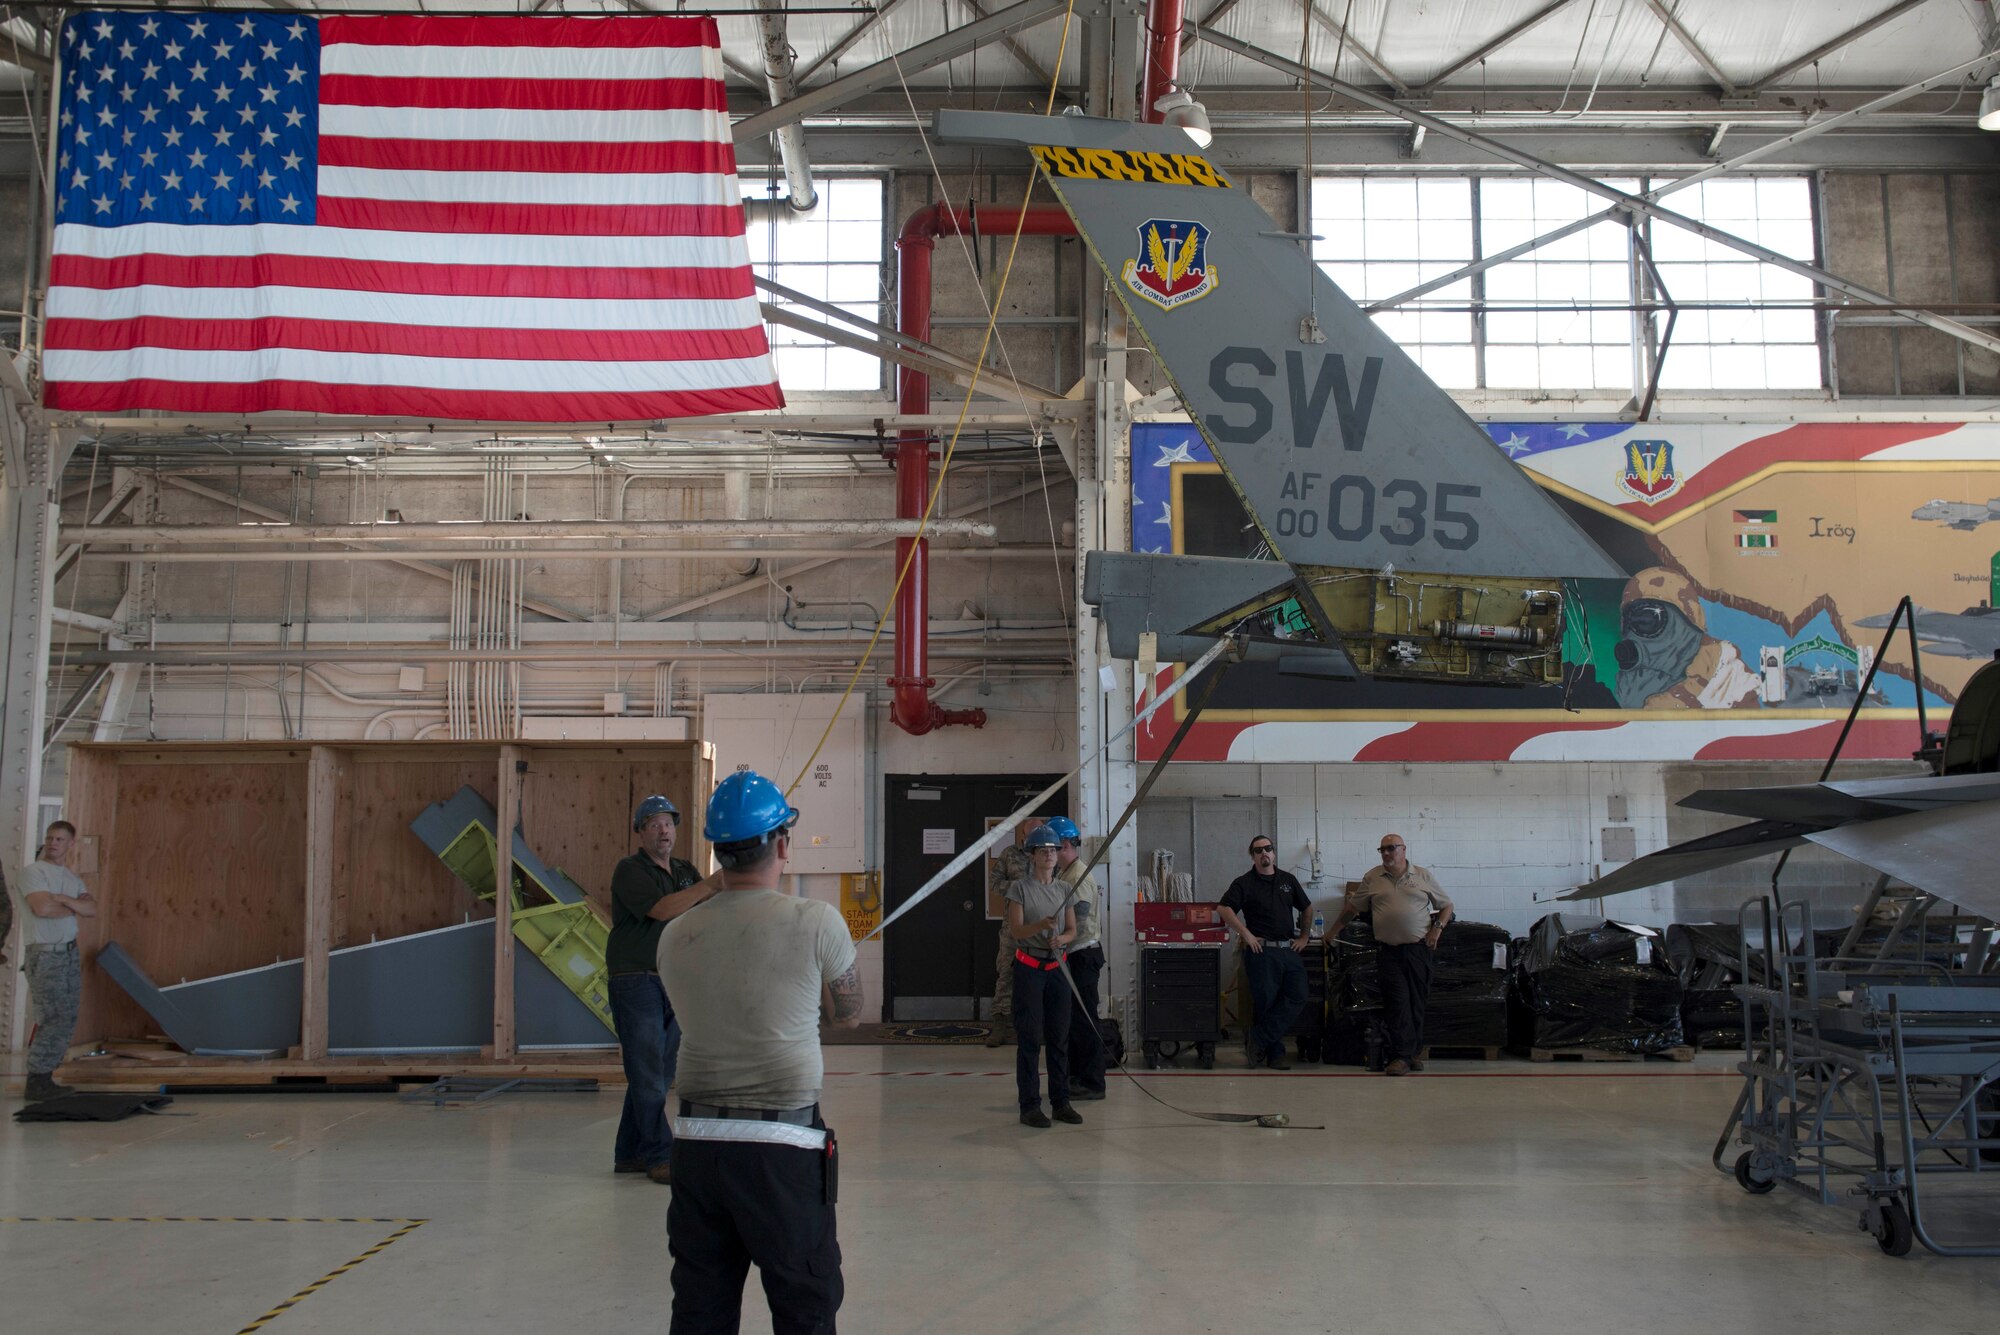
[659,770,860,1334]
[1046,816,1108,1101]
[15,821,97,1102]
[1219,835,1312,1070]
[1328,833,1454,1076]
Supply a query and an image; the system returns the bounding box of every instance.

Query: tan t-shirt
[1061,858,1102,951]
[657,887,856,1110]
[1347,865,1452,947]
[14,861,85,946]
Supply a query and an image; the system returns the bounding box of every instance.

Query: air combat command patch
[1121,218,1217,311]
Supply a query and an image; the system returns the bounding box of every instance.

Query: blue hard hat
[1044,816,1081,844]
[1024,824,1062,850]
[704,770,799,845]
[632,794,679,832]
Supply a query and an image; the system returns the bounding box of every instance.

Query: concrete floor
[5,1049,1997,1334]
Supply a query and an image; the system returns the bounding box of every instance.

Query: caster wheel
[1197,1042,1215,1069]
[1734,1152,1776,1194]
[1873,1198,1914,1257]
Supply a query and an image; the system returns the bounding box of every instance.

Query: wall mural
[1130,420,2000,763]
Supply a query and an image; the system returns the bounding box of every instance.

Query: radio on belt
[1134,901,1229,944]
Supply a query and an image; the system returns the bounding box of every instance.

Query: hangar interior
[4,1,2000,1330]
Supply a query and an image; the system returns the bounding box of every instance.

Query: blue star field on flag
[55,11,320,228]
[1482,421,1632,460]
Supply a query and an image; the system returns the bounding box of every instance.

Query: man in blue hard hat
[658,770,860,1334]
[1047,816,1109,1102]
[608,793,717,1184]
[1006,823,1082,1128]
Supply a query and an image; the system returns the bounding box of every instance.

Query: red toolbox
[1135,901,1229,944]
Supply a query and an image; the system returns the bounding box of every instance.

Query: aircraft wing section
[1675,784,1901,826]
[1804,802,2000,918]
[1823,771,2000,810]
[1556,820,1816,900]
[934,109,1622,583]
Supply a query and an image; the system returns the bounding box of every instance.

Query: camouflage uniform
[24,944,82,1077]
[985,844,1032,1042]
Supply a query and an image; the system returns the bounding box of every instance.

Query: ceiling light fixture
[1153,88,1213,149]
[1981,77,2000,130]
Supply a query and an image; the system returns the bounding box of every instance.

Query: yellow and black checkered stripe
[3,1215,428,1331]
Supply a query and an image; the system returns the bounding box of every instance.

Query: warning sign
[839,871,881,942]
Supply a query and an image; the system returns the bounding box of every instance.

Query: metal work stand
[1714,895,2000,1256]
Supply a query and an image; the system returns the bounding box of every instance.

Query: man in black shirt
[1218,835,1313,1070]
[608,794,718,1184]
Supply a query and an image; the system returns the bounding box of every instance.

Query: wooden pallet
[1419,1045,1503,1061]
[1529,1045,1695,1063]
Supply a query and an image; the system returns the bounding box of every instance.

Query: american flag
[43,12,783,421]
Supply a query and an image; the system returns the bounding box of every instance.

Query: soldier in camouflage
[14,821,96,1101]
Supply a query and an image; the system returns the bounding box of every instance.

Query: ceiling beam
[962,0,1060,93]
[1366,45,2000,313]
[1180,0,1249,50]
[1416,0,1585,95]
[1747,0,1931,92]
[798,0,911,84]
[1302,0,1410,97]
[1197,26,2000,359]
[732,0,1071,143]
[1643,0,1740,98]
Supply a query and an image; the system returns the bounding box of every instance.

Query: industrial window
[1311,172,1822,395]
[746,175,888,394]
[1646,177,1821,391]
[1312,177,1478,388]
[1479,177,1641,392]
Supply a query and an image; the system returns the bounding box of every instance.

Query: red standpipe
[1141,0,1186,123]
[891,201,1077,735]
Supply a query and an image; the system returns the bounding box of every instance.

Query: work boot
[614,1159,647,1175]
[1052,1104,1083,1125]
[1267,1050,1293,1071]
[1019,1106,1052,1129]
[985,1024,1012,1048]
[647,1161,674,1185]
[1385,1059,1410,1077]
[1410,1057,1428,1072]
[1070,1087,1107,1102]
[23,1074,71,1101]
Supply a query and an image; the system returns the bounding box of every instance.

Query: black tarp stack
[1508,915,1685,1055]
[1663,922,1761,1049]
[1322,919,1510,1065]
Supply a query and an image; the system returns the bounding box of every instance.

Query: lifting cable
[782,0,1081,800]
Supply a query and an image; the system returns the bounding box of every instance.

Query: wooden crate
[60,739,714,1074]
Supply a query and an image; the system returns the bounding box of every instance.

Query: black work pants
[1012,957,1072,1111]
[668,1124,842,1335]
[1065,944,1106,1095]
[1378,941,1434,1063]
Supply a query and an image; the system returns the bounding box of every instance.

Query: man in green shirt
[608,794,717,1184]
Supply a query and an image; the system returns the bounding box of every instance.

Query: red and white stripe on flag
[43,14,783,421]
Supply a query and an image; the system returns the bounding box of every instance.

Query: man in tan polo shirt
[1329,833,1453,1076]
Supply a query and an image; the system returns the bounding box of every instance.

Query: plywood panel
[521,759,637,914]
[340,758,494,947]
[64,747,127,1042]
[84,759,308,1042]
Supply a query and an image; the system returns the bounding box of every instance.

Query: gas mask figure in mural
[1613,568,1762,710]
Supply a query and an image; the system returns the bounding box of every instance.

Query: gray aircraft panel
[1084,550,1354,674]
[1556,820,1815,900]
[1805,802,2000,920]
[935,109,1622,583]
[1677,772,2000,824]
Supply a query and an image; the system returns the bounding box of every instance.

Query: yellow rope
[784,2,1079,798]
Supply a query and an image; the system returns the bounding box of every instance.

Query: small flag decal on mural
[1733,510,1778,525]
[1736,531,1777,550]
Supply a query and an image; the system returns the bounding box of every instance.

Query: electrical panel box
[702,693,866,874]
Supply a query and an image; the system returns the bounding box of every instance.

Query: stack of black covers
[1664,922,1757,1049]
[1322,918,1511,1065]
[1508,915,1685,1055]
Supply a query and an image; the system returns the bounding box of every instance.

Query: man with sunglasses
[1329,835,1454,1076]
[1219,836,1313,1070]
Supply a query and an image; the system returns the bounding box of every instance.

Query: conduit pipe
[1141,0,1186,123]
[893,200,1077,734]
[755,0,818,211]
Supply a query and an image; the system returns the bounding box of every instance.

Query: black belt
[679,1100,819,1127]
[608,969,659,977]
[25,941,78,952]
